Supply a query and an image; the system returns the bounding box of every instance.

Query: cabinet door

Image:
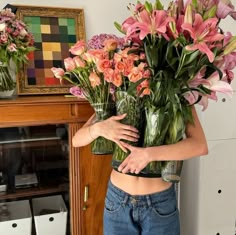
[69,123,112,235]
[0,124,70,235]
[80,145,112,235]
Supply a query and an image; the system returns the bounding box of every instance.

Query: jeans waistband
[108,180,175,206]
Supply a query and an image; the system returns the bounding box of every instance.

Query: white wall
[0,0,140,40]
[180,1,236,234]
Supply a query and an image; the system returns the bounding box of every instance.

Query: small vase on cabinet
[0,61,16,98]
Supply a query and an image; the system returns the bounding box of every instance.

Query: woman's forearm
[147,106,208,161]
[147,136,208,161]
[72,123,98,147]
[72,113,139,149]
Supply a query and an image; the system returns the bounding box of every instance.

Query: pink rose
[103,39,118,51]
[128,67,143,82]
[103,68,114,83]
[112,71,122,87]
[64,57,76,71]
[87,49,107,61]
[73,56,85,67]
[51,67,65,79]
[70,86,86,99]
[137,80,151,97]
[97,59,112,72]
[89,72,101,87]
[69,40,86,55]
[115,61,126,73]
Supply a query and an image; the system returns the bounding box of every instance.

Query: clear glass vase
[91,102,115,155]
[161,160,183,183]
[0,62,16,98]
[112,91,144,171]
[142,105,185,181]
[141,105,170,177]
[161,110,186,182]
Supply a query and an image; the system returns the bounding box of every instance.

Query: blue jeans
[103,180,180,235]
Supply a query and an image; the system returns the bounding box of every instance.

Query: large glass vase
[142,104,185,182]
[112,91,144,171]
[91,102,115,155]
[141,105,170,177]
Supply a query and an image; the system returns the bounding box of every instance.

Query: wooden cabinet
[0,95,112,235]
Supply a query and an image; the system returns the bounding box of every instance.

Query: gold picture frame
[15,5,86,95]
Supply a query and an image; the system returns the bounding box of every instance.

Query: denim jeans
[103,180,180,235]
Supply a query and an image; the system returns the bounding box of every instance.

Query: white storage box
[32,195,68,235]
[0,200,32,235]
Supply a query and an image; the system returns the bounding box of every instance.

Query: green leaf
[127,77,147,95]
[165,41,179,69]
[114,22,126,34]
[154,0,164,10]
[144,1,153,13]
[205,63,223,79]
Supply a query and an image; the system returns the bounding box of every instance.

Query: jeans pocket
[151,195,178,218]
[104,194,122,214]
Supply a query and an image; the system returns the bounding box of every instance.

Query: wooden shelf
[0,183,69,200]
[0,137,62,150]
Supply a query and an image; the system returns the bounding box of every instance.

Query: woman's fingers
[120,141,134,152]
[111,113,127,121]
[115,140,128,153]
[118,135,138,142]
[120,123,139,133]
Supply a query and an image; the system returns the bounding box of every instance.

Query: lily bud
[203,5,217,19]
[184,4,193,24]
[177,0,184,15]
[223,36,236,55]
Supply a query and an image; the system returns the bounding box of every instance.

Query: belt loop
[122,195,129,205]
[146,196,151,206]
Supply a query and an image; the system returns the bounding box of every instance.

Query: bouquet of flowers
[0,7,35,92]
[51,34,126,154]
[113,0,236,181]
[102,43,152,167]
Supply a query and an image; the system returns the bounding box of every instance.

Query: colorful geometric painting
[16,6,85,95]
[23,15,77,86]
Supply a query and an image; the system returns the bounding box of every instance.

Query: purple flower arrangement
[87,33,125,50]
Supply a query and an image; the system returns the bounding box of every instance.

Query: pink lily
[198,92,218,111]
[182,14,225,62]
[126,9,173,40]
[222,52,236,83]
[217,0,236,19]
[121,16,142,44]
[204,72,233,97]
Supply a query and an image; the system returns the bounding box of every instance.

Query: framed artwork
[15,5,86,95]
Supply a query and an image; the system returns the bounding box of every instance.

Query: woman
[72,106,208,235]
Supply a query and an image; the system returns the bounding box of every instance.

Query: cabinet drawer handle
[84,185,89,202]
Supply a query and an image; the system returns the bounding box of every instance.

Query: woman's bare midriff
[110,169,172,195]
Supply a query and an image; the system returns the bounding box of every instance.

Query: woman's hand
[117,142,151,174]
[94,113,139,152]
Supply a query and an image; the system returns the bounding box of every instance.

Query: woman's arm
[118,106,208,174]
[72,113,140,151]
